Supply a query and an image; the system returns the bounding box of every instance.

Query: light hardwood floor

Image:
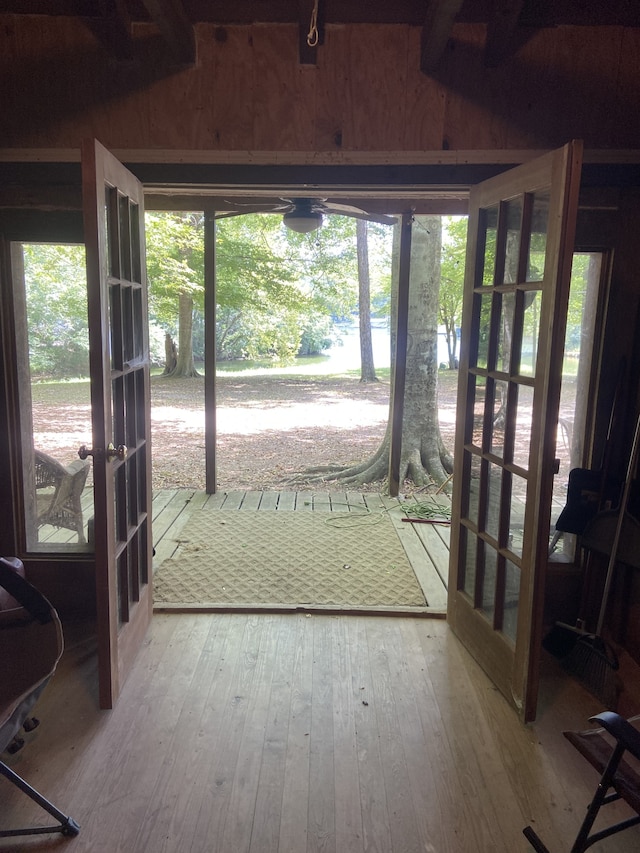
[2,613,639,852]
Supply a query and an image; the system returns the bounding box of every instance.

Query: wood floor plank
[349,617,393,852]
[364,618,423,851]
[278,614,313,853]
[248,617,298,852]
[257,491,279,510]
[158,614,251,853]
[330,617,364,852]
[220,614,282,852]
[307,615,336,853]
[311,491,332,512]
[295,491,315,510]
[132,615,246,852]
[3,614,640,852]
[200,614,269,850]
[276,492,296,510]
[220,491,246,510]
[240,490,263,510]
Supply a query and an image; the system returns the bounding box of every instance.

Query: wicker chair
[34,451,89,544]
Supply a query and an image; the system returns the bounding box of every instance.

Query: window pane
[503,560,521,642]
[513,384,534,470]
[463,530,478,599]
[527,192,549,282]
[508,474,528,558]
[490,380,507,459]
[471,380,487,449]
[476,292,493,369]
[463,449,482,527]
[481,205,498,286]
[485,462,503,541]
[497,292,516,373]
[502,199,523,284]
[20,244,94,553]
[481,544,498,622]
[519,290,541,377]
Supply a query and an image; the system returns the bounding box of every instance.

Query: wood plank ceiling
[3,0,639,69]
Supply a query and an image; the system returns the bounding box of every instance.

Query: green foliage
[145,211,391,363]
[23,243,90,379]
[440,217,467,367]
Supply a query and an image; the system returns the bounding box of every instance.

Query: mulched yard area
[31,370,459,493]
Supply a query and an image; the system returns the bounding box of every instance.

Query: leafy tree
[145,211,363,369]
[356,219,377,382]
[440,217,467,368]
[296,215,453,490]
[22,243,89,379]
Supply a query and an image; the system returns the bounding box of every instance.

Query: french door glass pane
[519,290,541,377]
[497,292,515,373]
[503,559,521,642]
[476,292,493,369]
[512,384,535,470]
[481,545,498,621]
[481,206,499,286]
[527,192,550,282]
[485,462,503,541]
[509,474,528,558]
[463,530,478,599]
[490,379,507,458]
[502,199,523,283]
[471,379,487,448]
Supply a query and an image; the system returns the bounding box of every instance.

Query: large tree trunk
[296,215,454,492]
[356,220,378,383]
[166,292,200,378]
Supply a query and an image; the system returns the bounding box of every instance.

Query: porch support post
[204,212,217,494]
[388,212,412,496]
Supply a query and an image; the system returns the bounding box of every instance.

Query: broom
[542,367,624,659]
[559,411,640,708]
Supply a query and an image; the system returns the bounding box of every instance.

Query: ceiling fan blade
[214,202,291,218]
[323,203,397,225]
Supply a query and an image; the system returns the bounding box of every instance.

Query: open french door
[82,139,153,709]
[447,141,583,722]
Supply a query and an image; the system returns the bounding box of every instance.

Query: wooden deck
[151,489,450,612]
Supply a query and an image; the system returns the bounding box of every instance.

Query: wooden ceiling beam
[139,0,196,64]
[420,0,465,74]
[88,0,135,60]
[484,0,526,68]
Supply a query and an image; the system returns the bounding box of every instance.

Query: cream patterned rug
[153,510,426,607]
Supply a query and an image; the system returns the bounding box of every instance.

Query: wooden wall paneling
[614,27,640,149]
[439,24,512,151]
[339,25,409,152]
[252,25,317,150]
[504,27,624,149]
[145,27,204,149]
[200,24,255,150]
[314,24,348,151]
[403,27,447,151]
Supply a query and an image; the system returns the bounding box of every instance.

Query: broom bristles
[561,634,621,708]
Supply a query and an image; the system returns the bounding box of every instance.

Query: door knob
[79,443,128,461]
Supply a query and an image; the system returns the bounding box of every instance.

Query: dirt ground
[31,370,459,494]
[151,370,458,493]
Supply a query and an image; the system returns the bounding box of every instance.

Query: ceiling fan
[215,197,397,233]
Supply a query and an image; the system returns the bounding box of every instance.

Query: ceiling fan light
[283,210,323,233]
